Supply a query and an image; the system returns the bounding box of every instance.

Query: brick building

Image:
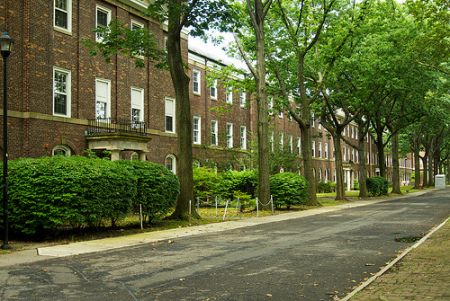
[0,0,412,188]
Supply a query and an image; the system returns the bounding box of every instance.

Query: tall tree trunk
[413,135,421,189]
[358,145,368,198]
[300,110,318,205]
[421,153,428,187]
[391,133,401,194]
[333,134,347,201]
[167,0,198,220]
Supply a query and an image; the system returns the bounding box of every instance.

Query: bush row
[0,156,179,236]
[193,167,309,209]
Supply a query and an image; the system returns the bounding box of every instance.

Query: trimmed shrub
[117,160,179,223]
[270,172,309,209]
[317,181,332,193]
[216,169,258,200]
[366,176,389,196]
[1,156,179,237]
[193,166,219,201]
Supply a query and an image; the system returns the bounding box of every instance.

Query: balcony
[87,118,148,136]
[86,118,151,160]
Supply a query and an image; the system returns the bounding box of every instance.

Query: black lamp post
[1,32,14,250]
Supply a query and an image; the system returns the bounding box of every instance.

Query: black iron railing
[87,118,148,136]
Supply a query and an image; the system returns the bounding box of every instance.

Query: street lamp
[1,32,14,250]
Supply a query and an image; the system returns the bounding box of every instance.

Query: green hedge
[216,169,258,200]
[366,176,389,196]
[270,172,309,209]
[0,156,179,237]
[117,160,179,223]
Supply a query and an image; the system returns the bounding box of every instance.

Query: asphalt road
[1,189,449,301]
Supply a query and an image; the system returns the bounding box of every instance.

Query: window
[269,131,274,152]
[312,141,315,157]
[131,87,144,124]
[54,0,72,33]
[278,110,283,118]
[211,120,218,146]
[325,169,329,182]
[240,92,246,107]
[351,127,354,138]
[226,123,233,148]
[131,20,144,57]
[210,80,217,100]
[131,152,139,161]
[318,142,322,158]
[193,70,201,94]
[268,98,274,114]
[52,145,71,157]
[319,168,322,181]
[279,133,284,150]
[96,5,111,42]
[297,137,301,155]
[343,147,346,161]
[165,97,175,133]
[226,87,232,104]
[53,67,71,117]
[288,135,293,153]
[311,114,315,127]
[193,116,201,144]
[318,122,322,129]
[240,126,247,150]
[95,78,110,120]
[165,154,176,174]
[324,143,328,159]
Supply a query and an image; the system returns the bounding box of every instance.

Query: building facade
[0,0,412,188]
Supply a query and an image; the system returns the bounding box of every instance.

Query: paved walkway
[346,216,450,301]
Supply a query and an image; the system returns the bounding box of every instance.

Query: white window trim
[52,144,71,156]
[211,120,218,146]
[165,154,177,174]
[165,96,175,133]
[95,78,111,119]
[279,133,284,150]
[324,143,328,159]
[240,125,247,150]
[131,86,144,122]
[131,20,145,58]
[226,123,233,148]
[288,135,293,153]
[96,5,111,42]
[318,142,322,158]
[312,141,315,157]
[193,69,201,95]
[240,91,246,107]
[54,0,72,34]
[270,131,274,152]
[53,66,71,118]
[226,87,233,104]
[193,116,201,145]
[210,79,218,100]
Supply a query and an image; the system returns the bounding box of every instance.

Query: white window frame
[225,87,233,104]
[95,78,111,120]
[343,147,347,161]
[240,126,247,150]
[279,133,284,150]
[131,20,145,57]
[193,116,201,145]
[269,131,274,152]
[311,114,315,127]
[312,141,315,157]
[226,123,233,148]
[193,70,201,95]
[288,135,293,153]
[297,137,301,155]
[268,98,274,115]
[165,97,175,133]
[52,144,71,157]
[240,91,246,107]
[165,154,177,174]
[211,120,218,146]
[54,0,72,33]
[96,5,111,42]
[324,143,328,159]
[130,87,144,124]
[210,79,217,100]
[278,110,283,118]
[318,142,322,158]
[53,66,71,118]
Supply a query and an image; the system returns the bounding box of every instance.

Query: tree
[84,0,229,220]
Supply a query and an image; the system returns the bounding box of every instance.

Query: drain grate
[394,235,423,243]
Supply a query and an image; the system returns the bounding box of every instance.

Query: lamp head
[0,32,14,58]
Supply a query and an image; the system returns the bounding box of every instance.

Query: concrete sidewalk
[346,216,450,301]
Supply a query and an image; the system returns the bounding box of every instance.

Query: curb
[340,214,450,301]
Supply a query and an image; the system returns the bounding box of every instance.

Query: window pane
[132,108,140,122]
[96,101,106,119]
[55,0,67,10]
[54,72,67,93]
[166,116,173,132]
[97,10,108,27]
[55,10,67,29]
[54,94,67,115]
